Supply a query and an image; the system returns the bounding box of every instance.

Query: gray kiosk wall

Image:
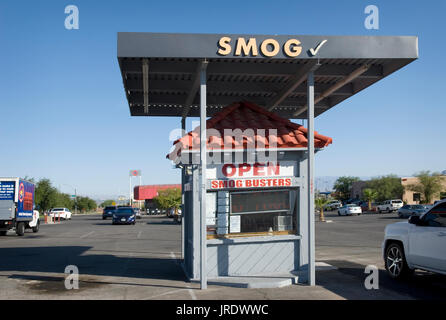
[181,150,314,281]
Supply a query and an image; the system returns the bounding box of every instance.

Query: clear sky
[0,0,444,199]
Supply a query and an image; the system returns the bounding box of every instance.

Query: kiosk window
[230,190,295,233]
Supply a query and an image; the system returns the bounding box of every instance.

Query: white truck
[383,199,446,279]
[0,178,40,236]
[377,199,404,213]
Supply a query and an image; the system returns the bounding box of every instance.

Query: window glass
[229,190,295,234]
[231,191,289,214]
[423,203,446,227]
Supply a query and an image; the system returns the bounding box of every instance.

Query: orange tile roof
[168,101,332,159]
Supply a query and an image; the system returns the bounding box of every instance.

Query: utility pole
[74,188,78,215]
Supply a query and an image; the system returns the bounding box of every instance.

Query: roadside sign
[71,195,76,199]
[129,170,141,177]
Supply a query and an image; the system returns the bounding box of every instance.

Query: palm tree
[363,188,378,211]
[315,197,329,222]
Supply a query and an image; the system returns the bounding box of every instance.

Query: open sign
[221,163,280,178]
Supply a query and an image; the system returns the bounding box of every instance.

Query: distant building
[401,176,446,204]
[351,176,446,204]
[350,181,368,200]
[133,184,181,209]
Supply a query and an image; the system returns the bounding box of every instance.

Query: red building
[133,184,181,209]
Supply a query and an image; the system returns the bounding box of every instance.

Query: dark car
[112,207,136,225]
[103,206,117,220]
[397,204,427,218]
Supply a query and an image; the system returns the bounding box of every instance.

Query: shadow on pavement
[318,260,446,300]
[146,220,179,225]
[0,246,186,283]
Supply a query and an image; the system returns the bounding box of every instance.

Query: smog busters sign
[207,162,296,190]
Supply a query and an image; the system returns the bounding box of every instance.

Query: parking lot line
[80,231,95,239]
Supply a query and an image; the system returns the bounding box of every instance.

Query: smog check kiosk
[168,101,332,283]
[117,32,418,287]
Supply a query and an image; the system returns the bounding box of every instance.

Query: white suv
[383,200,446,278]
[49,208,72,220]
[377,199,404,213]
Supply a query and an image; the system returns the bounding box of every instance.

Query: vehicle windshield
[392,200,402,204]
[104,206,116,210]
[116,208,134,215]
[52,208,64,211]
[412,205,424,210]
[347,204,357,207]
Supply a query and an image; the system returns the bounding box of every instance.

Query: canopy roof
[118,32,418,119]
[167,101,332,160]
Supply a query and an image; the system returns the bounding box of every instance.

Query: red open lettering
[267,162,280,176]
[222,164,236,177]
[238,164,251,176]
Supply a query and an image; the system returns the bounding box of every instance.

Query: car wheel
[338,210,341,216]
[385,242,412,279]
[32,220,40,233]
[16,222,25,236]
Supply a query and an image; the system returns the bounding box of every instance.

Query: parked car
[102,206,117,220]
[112,207,136,225]
[324,200,342,211]
[383,200,446,279]
[360,201,377,212]
[397,204,427,219]
[49,208,72,220]
[377,199,404,213]
[338,204,362,216]
[133,208,142,219]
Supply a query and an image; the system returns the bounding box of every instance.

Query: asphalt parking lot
[0,212,445,300]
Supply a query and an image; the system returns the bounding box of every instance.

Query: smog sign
[206,162,297,190]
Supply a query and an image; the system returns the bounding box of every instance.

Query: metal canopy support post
[142,59,149,114]
[181,117,186,260]
[307,71,315,286]
[199,61,208,290]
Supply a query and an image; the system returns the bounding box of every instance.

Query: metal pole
[199,61,208,290]
[75,188,77,215]
[181,117,186,261]
[129,176,132,207]
[307,71,316,286]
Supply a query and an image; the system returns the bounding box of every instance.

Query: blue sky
[0,0,444,199]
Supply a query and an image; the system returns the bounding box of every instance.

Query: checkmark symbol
[309,39,328,56]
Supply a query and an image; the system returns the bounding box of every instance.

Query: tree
[407,171,444,204]
[367,175,404,202]
[363,188,378,211]
[154,188,181,211]
[54,193,74,211]
[333,176,360,202]
[76,196,97,212]
[35,179,58,213]
[314,197,329,222]
[100,200,116,208]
